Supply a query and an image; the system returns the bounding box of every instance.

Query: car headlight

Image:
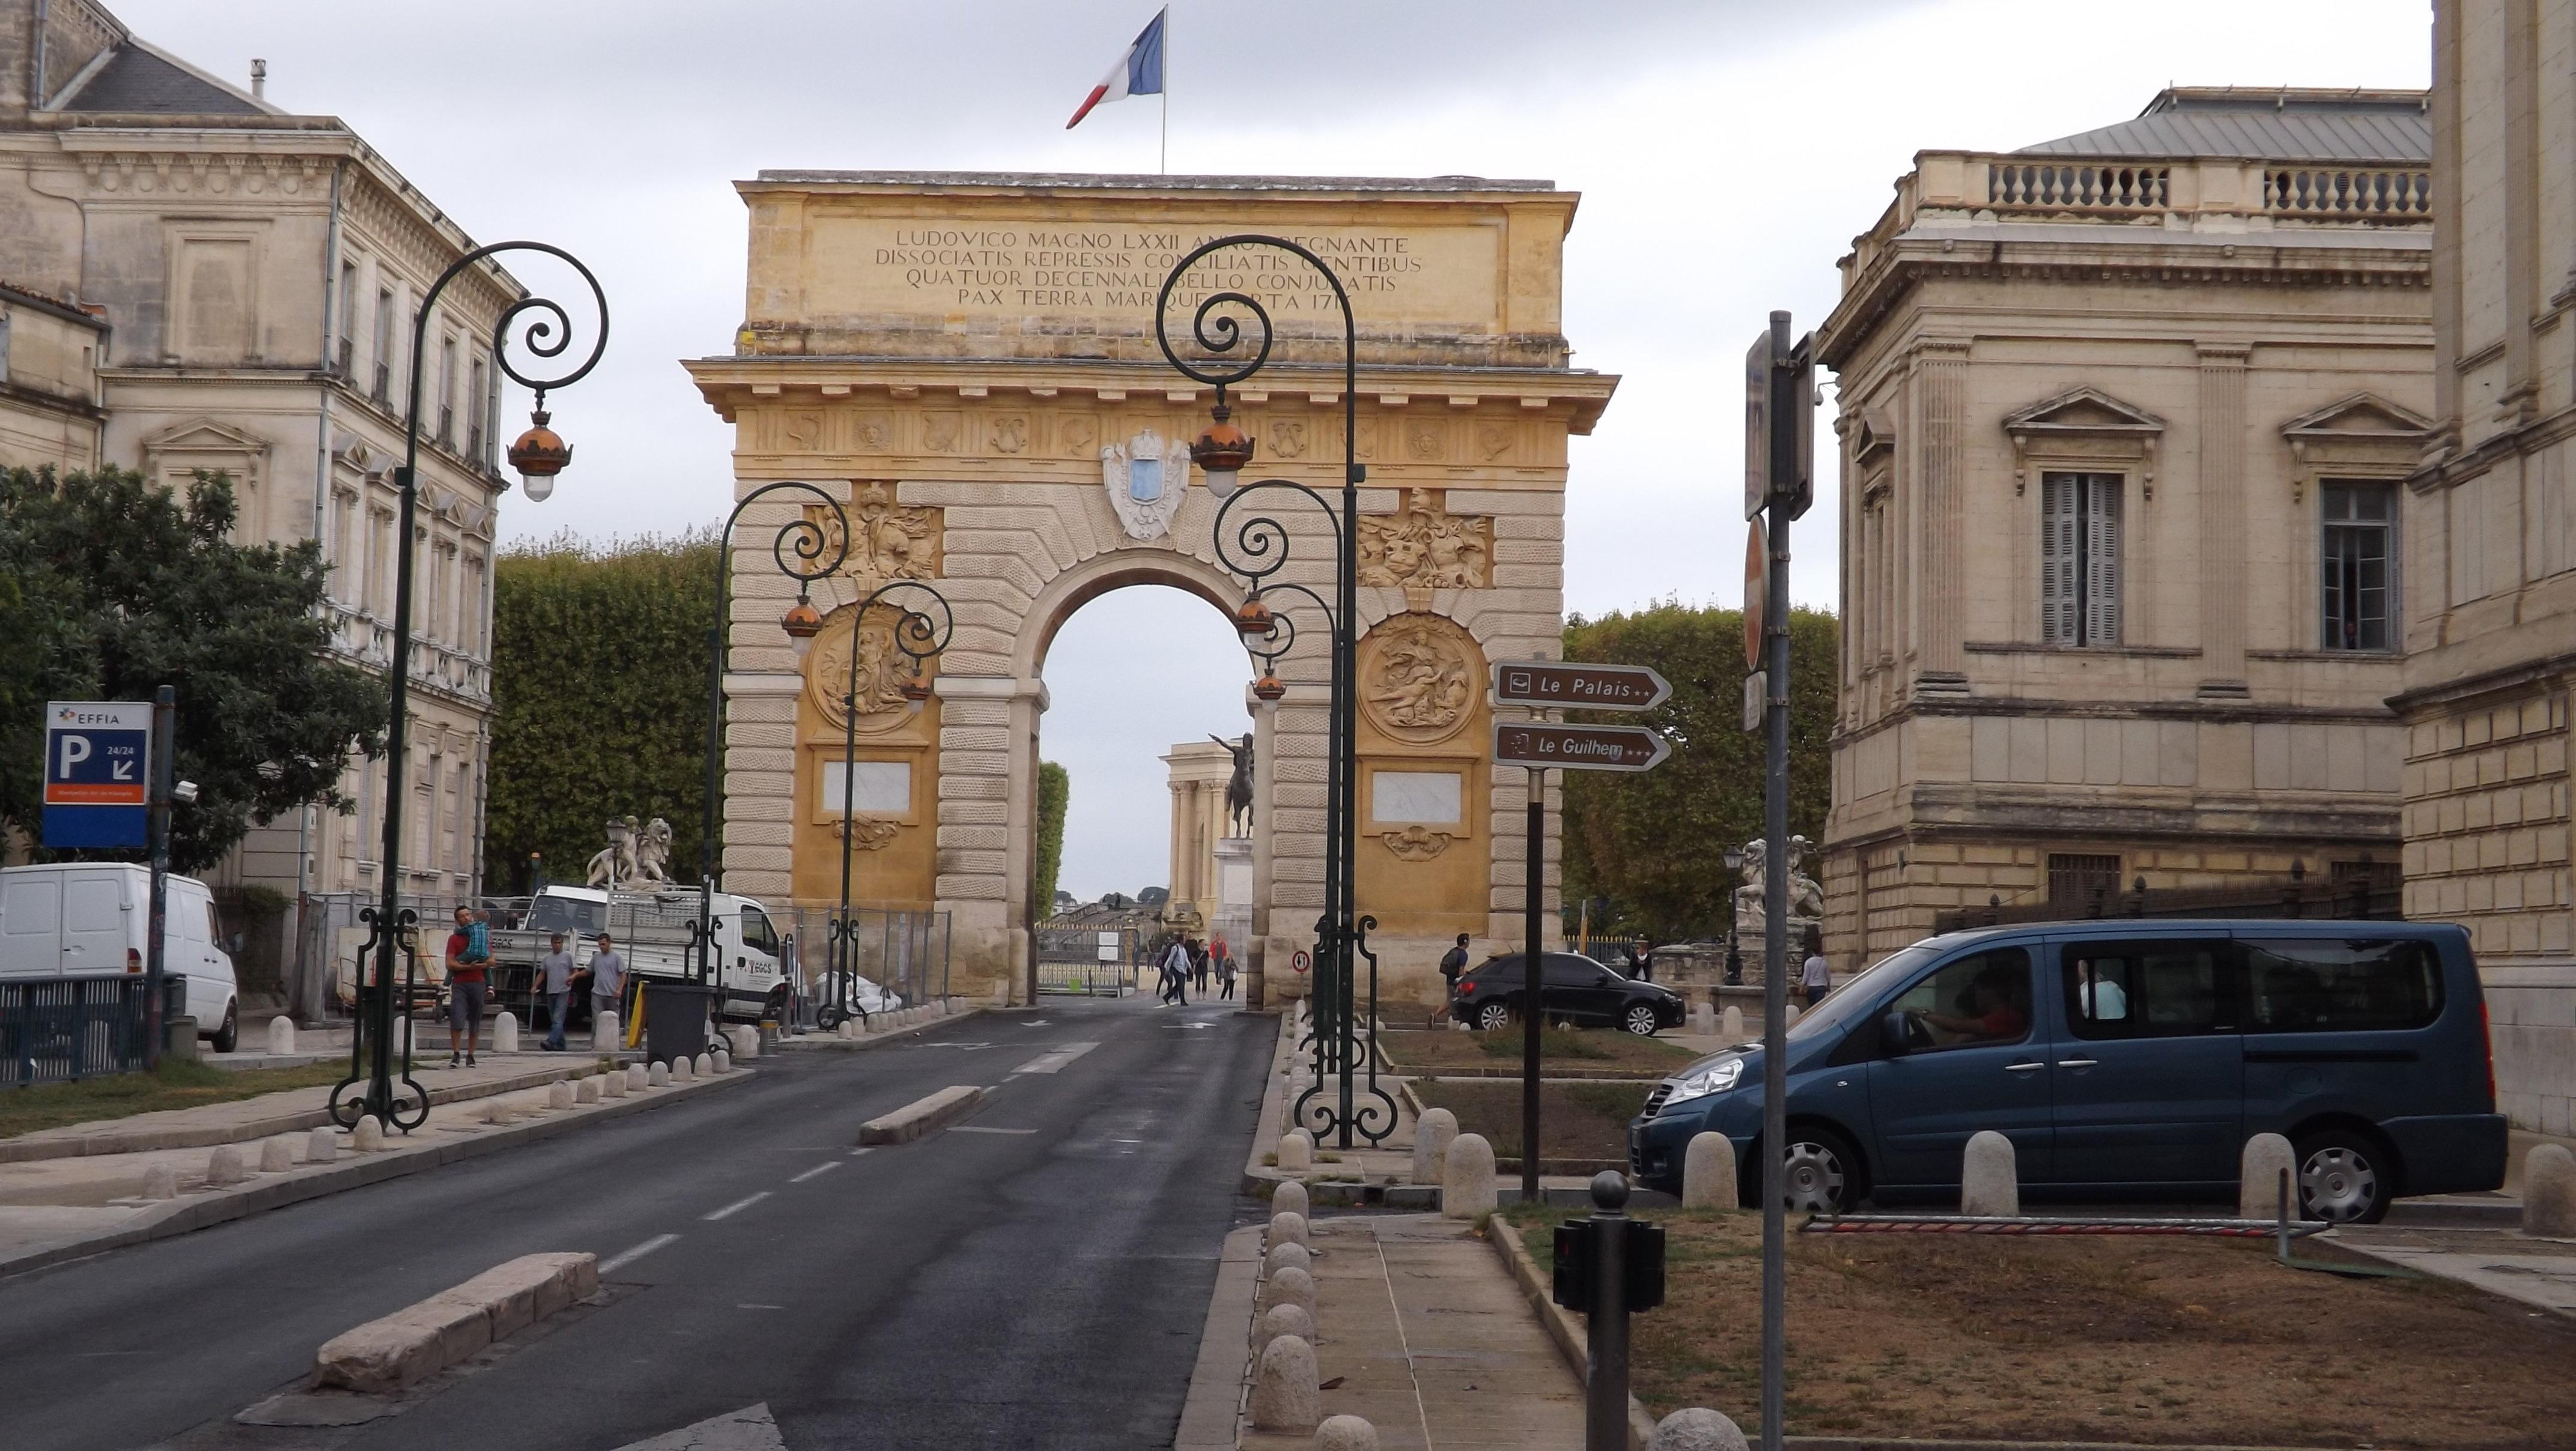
[1663,1056,1743,1109]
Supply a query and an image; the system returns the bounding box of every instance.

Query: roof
[2014,86,2429,165]
[749,171,1555,193]
[58,41,274,117]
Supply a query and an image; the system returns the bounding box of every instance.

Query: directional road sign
[1490,661,1670,712]
[42,700,151,847]
[1493,722,1670,774]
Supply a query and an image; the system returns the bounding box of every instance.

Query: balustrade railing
[2263,167,2431,217]
[1987,162,2169,214]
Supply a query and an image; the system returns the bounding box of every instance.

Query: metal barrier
[1034,923,1138,996]
[771,906,952,1025]
[4,975,187,1088]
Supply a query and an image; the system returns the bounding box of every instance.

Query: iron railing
[4,975,187,1089]
[1034,921,1141,996]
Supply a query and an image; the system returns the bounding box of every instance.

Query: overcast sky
[120,0,2429,900]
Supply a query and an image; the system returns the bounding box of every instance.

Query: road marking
[950,1125,1039,1134]
[702,1191,773,1222]
[601,1233,679,1273]
[846,1146,877,1158]
[1012,1041,1099,1074]
[738,1303,785,1310]
[791,1161,843,1183]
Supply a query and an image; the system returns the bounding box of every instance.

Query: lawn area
[1411,1079,1650,1163]
[1501,1203,2576,1449]
[1376,1026,1697,1079]
[0,1059,349,1140]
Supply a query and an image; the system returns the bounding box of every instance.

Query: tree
[1033,760,1069,918]
[1559,601,1837,942]
[487,532,723,891]
[0,467,386,873]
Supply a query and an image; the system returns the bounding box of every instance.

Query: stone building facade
[0,0,520,904]
[2409,3,2576,1135]
[0,280,105,472]
[1816,88,2434,964]
[1163,738,1239,933]
[688,173,1612,1007]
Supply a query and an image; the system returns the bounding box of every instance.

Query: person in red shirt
[1915,968,2029,1044]
[445,905,488,1068]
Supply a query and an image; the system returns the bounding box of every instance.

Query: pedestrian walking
[1159,937,1191,1006]
[1439,933,1471,1001]
[1219,949,1238,1001]
[588,933,627,1047]
[1632,936,1656,983]
[443,906,487,1067]
[1800,945,1831,1008]
[538,933,577,1051]
[1190,936,1211,993]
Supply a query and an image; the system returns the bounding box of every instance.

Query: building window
[0,310,13,383]
[372,286,395,402]
[2041,471,2122,646]
[335,261,357,375]
[437,335,457,446]
[467,356,487,462]
[2321,481,2395,652]
[2047,852,2122,909]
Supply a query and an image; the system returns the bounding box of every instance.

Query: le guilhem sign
[1492,721,1671,774]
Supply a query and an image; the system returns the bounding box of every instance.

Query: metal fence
[1034,922,1141,996]
[4,975,187,1089]
[771,906,952,1020]
[295,891,462,1022]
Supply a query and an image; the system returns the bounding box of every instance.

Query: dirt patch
[1378,1026,1694,1079]
[1413,1079,1649,1163]
[0,1060,348,1141]
[1505,1204,2576,1448]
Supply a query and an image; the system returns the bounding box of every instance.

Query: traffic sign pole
[1522,764,1545,1205]
[145,685,174,1070]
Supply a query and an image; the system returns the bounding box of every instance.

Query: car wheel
[210,1002,238,1055]
[1475,999,1511,1033]
[1751,1125,1862,1214]
[1623,1004,1659,1036]
[2295,1128,2393,1224]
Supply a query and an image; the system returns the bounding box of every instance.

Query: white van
[0,864,241,1051]
[497,885,786,1026]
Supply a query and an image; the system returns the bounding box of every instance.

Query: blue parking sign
[41,700,152,848]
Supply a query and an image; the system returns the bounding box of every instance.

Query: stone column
[2196,345,2250,696]
[934,674,1044,1004]
[1247,692,1280,1007]
[1913,339,1970,689]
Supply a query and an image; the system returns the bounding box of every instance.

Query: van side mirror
[1879,1011,1915,1058]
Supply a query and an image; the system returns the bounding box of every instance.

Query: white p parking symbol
[58,736,91,775]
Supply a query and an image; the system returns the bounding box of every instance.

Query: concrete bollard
[735,1025,761,1060]
[1960,1129,2019,1216]
[712,1049,732,1075]
[1722,1005,1744,1040]
[260,1136,295,1174]
[1690,1002,1716,1035]
[601,1069,627,1099]
[266,1016,296,1056]
[625,1063,648,1092]
[351,1118,385,1153]
[669,1056,691,1082]
[576,1076,601,1104]
[2239,1133,2297,1220]
[547,1080,575,1110]
[1261,1265,1318,1324]
[306,1126,338,1164]
[592,1009,620,1054]
[493,1011,520,1055]
[648,1061,671,1087]
[691,1052,712,1079]
[1251,1301,1314,1362]
[1650,1407,1752,1451]
[206,1145,249,1186]
[1278,1127,1314,1172]
[1268,1210,1310,1252]
[1273,1180,1310,1220]
[142,1163,177,1199]
[1316,1413,1381,1451]
[839,1019,859,1040]
[1266,1240,1313,1280]
[1411,1107,1459,1186]
[1785,1003,1801,1026]
[2526,1143,2576,1238]
[1248,1333,1320,1434]
[1682,1131,1739,1210]
[1442,1132,1497,1219]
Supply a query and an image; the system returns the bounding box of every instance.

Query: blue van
[1627,921,2506,1222]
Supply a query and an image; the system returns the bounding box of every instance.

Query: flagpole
[1159,4,1170,174]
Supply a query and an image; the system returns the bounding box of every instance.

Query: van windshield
[1787,942,1944,1043]
[529,895,607,938]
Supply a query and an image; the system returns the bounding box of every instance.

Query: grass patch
[1497,1201,2576,1445]
[1412,1079,1650,1161]
[0,1059,350,1140]
[1479,1026,1612,1061]
[1376,1026,1695,1079]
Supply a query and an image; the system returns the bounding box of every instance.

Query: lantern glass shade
[521,471,555,504]
[780,598,826,658]
[1190,408,1256,500]
[1724,847,1744,873]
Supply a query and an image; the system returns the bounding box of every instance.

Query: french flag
[1066,8,1166,129]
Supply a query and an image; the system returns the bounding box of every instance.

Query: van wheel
[1750,1125,1861,1214]
[211,1002,238,1055]
[2295,1128,2392,1224]
[1476,1000,1511,1033]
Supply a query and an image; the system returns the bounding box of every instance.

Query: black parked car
[1449,951,1686,1036]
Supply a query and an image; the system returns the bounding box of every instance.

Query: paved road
[0,995,1273,1451]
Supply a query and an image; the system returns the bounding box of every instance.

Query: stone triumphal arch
[686,172,1615,1007]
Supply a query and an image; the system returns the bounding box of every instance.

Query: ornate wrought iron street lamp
[330,243,607,1134]
[819,578,952,1029]
[1155,235,1392,1148]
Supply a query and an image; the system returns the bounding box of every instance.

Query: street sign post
[1490,661,1670,712]
[41,700,151,848]
[1492,722,1670,772]
[1744,311,1814,522]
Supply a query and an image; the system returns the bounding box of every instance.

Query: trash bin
[642,981,715,1066]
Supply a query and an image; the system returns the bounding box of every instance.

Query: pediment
[142,417,270,456]
[1848,407,1896,470]
[2279,392,2432,444]
[2002,387,2166,439]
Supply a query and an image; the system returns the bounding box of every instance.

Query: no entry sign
[42,700,151,847]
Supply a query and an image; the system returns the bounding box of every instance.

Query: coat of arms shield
[1102,428,1192,539]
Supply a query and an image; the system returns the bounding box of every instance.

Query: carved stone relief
[806,605,922,732]
[1101,428,1192,540]
[1379,825,1455,861]
[834,817,902,851]
[1358,613,1477,744]
[806,483,940,590]
[1358,488,1492,590]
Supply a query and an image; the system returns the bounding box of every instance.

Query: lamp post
[329,242,607,1134]
[1155,235,1392,1148]
[1723,844,1745,986]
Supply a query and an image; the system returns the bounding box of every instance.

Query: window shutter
[2085,475,2121,646]
[2041,474,2076,644]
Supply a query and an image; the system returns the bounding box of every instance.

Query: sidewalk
[1237,1216,1584,1451]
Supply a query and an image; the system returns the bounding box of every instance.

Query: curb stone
[857,1084,986,1145]
[316,1251,600,1393]
[770,1002,983,1052]
[0,1068,751,1280]
[1171,1222,1264,1450]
